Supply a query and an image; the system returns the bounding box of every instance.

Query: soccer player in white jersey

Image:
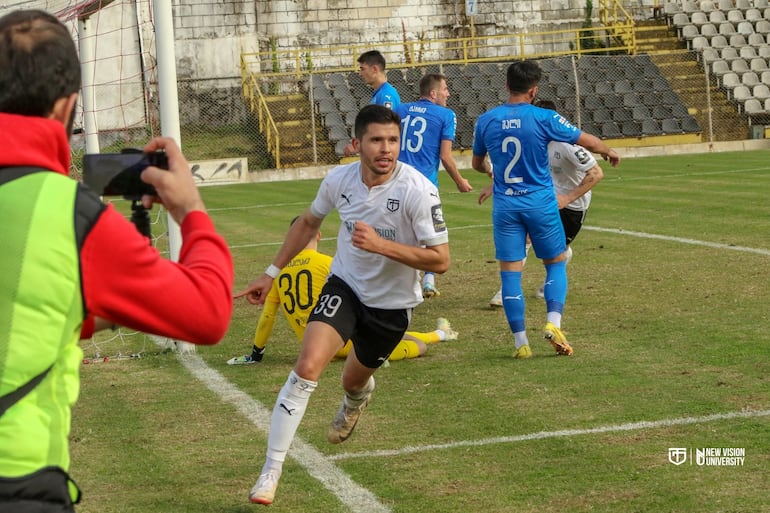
[396,73,472,298]
[485,98,605,312]
[236,104,450,506]
[471,60,619,360]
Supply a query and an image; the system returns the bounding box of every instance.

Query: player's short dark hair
[0,9,81,117]
[354,104,400,140]
[506,60,542,94]
[419,73,447,97]
[534,99,557,111]
[357,50,387,71]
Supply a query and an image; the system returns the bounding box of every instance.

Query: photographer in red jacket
[0,9,233,511]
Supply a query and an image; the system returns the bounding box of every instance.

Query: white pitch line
[327,408,770,462]
[583,226,770,256]
[153,339,392,513]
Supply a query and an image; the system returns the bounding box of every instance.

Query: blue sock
[501,271,526,334]
[543,261,568,315]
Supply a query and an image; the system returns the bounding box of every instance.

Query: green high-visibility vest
[0,170,92,479]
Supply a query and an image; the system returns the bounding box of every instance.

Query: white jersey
[310,161,448,309]
[548,141,598,212]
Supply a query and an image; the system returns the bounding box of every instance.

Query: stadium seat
[730,34,749,47]
[612,108,633,122]
[463,63,481,78]
[711,59,732,78]
[709,10,727,24]
[721,71,742,94]
[632,105,652,120]
[691,11,709,27]
[728,9,746,24]
[691,36,711,51]
[721,47,741,62]
[681,116,702,132]
[732,84,753,107]
[753,82,770,100]
[327,124,351,143]
[641,118,663,135]
[761,70,770,83]
[756,20,770,34]
[740,45,760,60]
[332,86,354,101]
[741,70,760,86]
[701,48,722,67]
[312,85,333,101]
[601,121,622,138]
[622,121,643,137]
[717,0,734,11]
[592,109,613,124]
[731,58,751,73]
[757,0,770,9]
[737,21,756,35]
[736,0,752,12]
[317,98,337,115]
[661,118,683,133]
[700,0,717,13]
[672,12,691,33]
[711,34,730,49]
[338,96,358,113]
[323,111,345,129]
[652,104,674,119]
[746,8,763,23]
[614,79,633,94]
[744,97,765,116]
[718,21,737,37]
[471,75,490,90]
[700,23,719,40]
[623,92,644,107]
[480,63,500,77]
[334,139,348,157]
[683,0,699,14]
[751,57,770,71]
[594,81,614,95]
[748,32,766,46]
[405,67,422,84]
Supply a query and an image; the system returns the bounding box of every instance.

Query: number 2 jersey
[310,160,448,309]
[472,102,581,211]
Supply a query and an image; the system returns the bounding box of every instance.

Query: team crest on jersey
[431,204,447,232]
[387,198,400,212]
[384,101,393,109]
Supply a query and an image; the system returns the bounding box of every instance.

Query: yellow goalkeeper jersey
[254,248,332,346]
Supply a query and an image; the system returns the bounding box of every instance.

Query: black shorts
[308,275,411,368]
[560,208,587,245]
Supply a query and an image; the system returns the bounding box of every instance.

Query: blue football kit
[396,99,456,186]
[371,82,400,110]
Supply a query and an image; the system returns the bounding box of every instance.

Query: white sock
[422,272,435,287]
[514,331,529,349]
[547,312,562,327]
[265,370,317,465]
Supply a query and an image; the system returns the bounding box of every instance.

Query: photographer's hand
[140,137,206,225]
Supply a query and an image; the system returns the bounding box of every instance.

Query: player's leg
[250,278,353,504]
[328,305,410,443]
[493,209,531,358]
[529,207,572,356]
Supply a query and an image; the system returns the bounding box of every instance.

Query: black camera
[82,150,168,199]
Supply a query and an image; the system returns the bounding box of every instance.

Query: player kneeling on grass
[228,218,457,366]
[0,10,232,512]
[236,105,450,506]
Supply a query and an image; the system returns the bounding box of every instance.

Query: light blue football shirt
[395,99,457,186]
[472,102,581,210]
[371,82,400,110]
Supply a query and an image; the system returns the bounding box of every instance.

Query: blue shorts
[493,205,566,262]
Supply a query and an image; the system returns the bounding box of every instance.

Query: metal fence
[231,49,757,170]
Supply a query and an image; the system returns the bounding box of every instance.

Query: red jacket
[0,113,233,344]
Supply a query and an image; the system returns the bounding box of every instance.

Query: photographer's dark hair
[506,60,542,95]
[357,50,387,71]
[354,104,401,140]
[0,10,81,117]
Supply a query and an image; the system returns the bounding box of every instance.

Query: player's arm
[471,154,493,178]
[235,209,323,305]
[558,163,604,208]
[351,221,450,273]
[440,139,472,192]
[576,132,621,167]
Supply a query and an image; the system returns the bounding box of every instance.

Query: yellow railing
[241,23,636,80]
[240,68,281,168]
[598,0,636,52]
